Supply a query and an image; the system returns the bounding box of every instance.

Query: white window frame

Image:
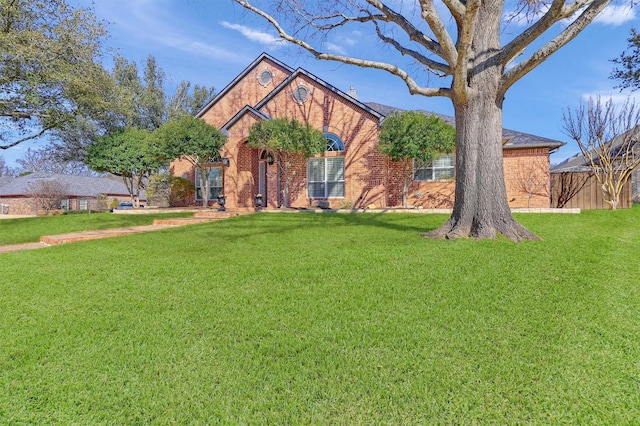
[195,166,223,200]
[79,199,89,211]
[307,134,346,198]
[307,156,345,198]
[414,154,455,181]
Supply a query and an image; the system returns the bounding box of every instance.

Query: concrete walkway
[0,211,248,254]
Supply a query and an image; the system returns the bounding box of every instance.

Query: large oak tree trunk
[425,12,539,241]
[426,91,538,241]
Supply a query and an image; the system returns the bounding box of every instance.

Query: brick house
[0,172,143,215]
[171,53,564,210]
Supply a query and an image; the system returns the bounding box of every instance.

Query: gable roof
[221,105,271,135]
[366,102,565,151]
[254,67,385,121]
[196,53,295,118]
[0,173,137,198]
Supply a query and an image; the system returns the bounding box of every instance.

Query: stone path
[0,211,249,254]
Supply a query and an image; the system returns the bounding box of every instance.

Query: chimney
[347,85,358,100]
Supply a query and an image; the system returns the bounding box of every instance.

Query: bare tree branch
[373,23,450,76]
[236,0,451,98]
[562,96,640,209]
[366,0,445,58]
[452,0,481,101]
[0,125,56,150]
[418,0,458,67]
[499,0,611,96]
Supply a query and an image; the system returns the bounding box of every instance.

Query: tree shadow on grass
[188,210,448,243]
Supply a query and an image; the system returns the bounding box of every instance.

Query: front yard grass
[1,208,639,423]
[0,211,194,245]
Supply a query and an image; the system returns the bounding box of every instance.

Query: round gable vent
[258,69,273,86]
[292,85,310,104]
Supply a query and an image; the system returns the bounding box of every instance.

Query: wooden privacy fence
[550,171,632,209]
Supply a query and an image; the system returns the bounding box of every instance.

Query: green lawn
[1,209,639,423]
[0,211,194,245]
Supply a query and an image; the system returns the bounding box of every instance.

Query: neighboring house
[551,137,640,209]
[171,53,565,210]
[0,172,145,215]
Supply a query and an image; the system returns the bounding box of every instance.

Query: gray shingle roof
[0,176,13,189]
[551,127,640,172]
[0,172,136,197]
[365,102,565,151]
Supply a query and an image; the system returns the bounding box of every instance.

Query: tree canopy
[379,111,456,207]
[235,0,616,240]
[154,115,226,206]
[247,117,325,208]
[0,0,112,150]
[87,127,162,206]
[611,28,640,91]
[46,55,215,165]
[247,118,325,158]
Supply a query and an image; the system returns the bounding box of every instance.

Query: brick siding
[171,56,554,210]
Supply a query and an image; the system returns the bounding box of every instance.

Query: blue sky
[3,0,638,167]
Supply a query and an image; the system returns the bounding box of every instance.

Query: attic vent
[292,85,310,104]
[258,69,273,86]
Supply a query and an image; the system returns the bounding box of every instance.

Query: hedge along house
[170,53,565,210]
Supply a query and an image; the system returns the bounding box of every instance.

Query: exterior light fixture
[222,157,230,167]
[216,194,226,211]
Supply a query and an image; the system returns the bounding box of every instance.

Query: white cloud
[580,91,640,107]
[220,21,283,46]
[504,3,636,28]
[83,0,248,64]
[594,4,636,26]
[325,42,347,55]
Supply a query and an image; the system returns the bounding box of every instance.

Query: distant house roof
[0,176,13,189]
[551,153,591,172]
[0,172,140,198]
[366,102,565,151]
[552,127,640,172]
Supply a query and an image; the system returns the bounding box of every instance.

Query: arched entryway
[258,150,269,205]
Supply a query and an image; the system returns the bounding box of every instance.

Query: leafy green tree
[611,29,640,91]
[155,116,226,207]
[379,111,455,207]
[110,55,166,131]
[48,57,212,165]
[168,81,216,119]
[0,0,112,150]
[87,127,162,206]
[247,118,325,208]
[140,56,166,130]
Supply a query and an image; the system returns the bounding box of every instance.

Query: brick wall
[200,58,292,129]
[1,197,37,215]
[177,56,554,211]
[0,195,123,215]
[503,148,551,208]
